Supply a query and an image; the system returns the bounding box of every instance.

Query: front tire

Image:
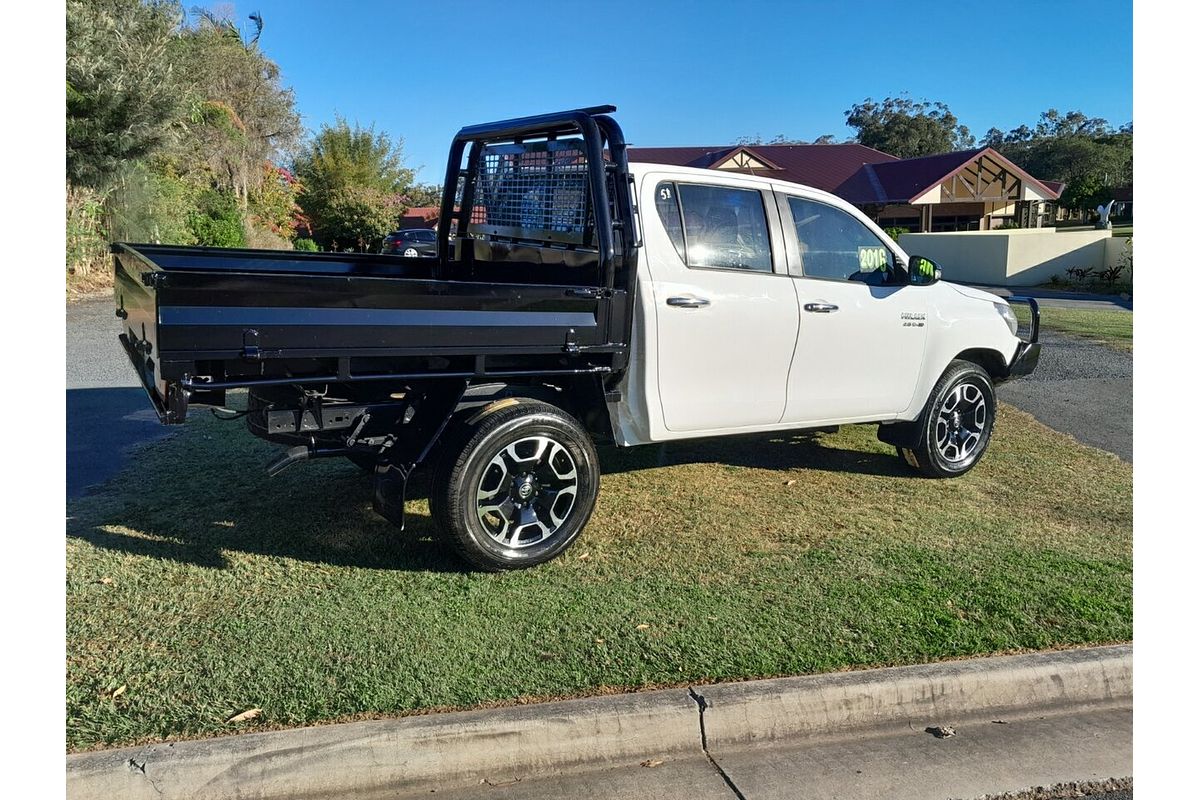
[431,399,599,571]
[897,360,996,478]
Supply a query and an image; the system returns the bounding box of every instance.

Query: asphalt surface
[968,285,1132,311]
[66,294,173,498]
[996,328,1132,461]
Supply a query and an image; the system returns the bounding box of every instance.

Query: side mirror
[909,255,942,285]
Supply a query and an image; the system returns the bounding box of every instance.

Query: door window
[786,197,902,285]
[654,182,773,272]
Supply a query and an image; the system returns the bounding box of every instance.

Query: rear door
[776,192,929,423]
[642,175,798,433]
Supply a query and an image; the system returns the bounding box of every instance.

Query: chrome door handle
[666,296,711,309]
[803,302,839,313]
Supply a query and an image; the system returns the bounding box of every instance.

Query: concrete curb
[695,644,1131,749]
[66,645,1130,800]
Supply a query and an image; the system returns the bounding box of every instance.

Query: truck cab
[113,105,1039,571]
[612,163,1035,447]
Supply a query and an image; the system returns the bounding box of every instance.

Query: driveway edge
[66,645,1131,800]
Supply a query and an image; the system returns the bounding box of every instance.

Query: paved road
[997,329,1132,461]
[968,285,1132,311]
[66,296,172,498]
[422,706,1130,800]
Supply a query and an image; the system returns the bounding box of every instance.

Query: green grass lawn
[66,402,1132,751]
[1015,305,1132,352]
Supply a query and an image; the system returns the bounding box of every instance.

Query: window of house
[786,196,900,284]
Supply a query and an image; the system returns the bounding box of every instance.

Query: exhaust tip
[265,445,311,477]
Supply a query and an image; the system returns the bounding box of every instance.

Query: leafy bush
[883,226,909,242]
[310,185,401,252]
[104,161,198,246]
[66,183,109,280]
[293,237,319,252]
[187,188,245,248]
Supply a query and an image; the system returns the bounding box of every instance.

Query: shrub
[104,161,198,245]
[187,188,245,248]
[883,226,908,242]
[293,237,319,252]
[66,183,109,280]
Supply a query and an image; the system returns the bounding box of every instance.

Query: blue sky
[228,0,1132,182]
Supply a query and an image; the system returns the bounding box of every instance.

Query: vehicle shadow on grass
[66,424,909,573]
[596,429,912,480]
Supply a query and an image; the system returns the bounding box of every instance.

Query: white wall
[1105,236,1131,269]
[898,229,1112,286]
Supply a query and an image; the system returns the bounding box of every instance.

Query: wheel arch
[455,376,615,444]
[951,348,1008,382]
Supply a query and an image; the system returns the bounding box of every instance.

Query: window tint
[678,184,772,272]
[787,197,899,284]
[412,230,436,242]
[655,182,688,263]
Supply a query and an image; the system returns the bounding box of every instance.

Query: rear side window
[412,230,436,242]
[786,197,898,284]
[681,185,772,272]
[654,182,773,272]
[654,183,688,263]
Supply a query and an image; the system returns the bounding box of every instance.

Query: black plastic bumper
[1004,341,1042,379]
[996,296,1041,382]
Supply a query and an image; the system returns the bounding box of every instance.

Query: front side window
[787,197,901,284]
[653,181,773,272]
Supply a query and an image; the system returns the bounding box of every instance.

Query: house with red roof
[625,143,1064,233]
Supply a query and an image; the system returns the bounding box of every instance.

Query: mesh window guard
[469,139,593,246]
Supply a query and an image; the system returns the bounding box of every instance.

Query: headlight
[994,302,1019,336]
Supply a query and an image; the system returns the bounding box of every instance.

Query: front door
[644,176,798,433]
[776,193,929,423]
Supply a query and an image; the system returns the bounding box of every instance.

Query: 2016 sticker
[858,246,889,272]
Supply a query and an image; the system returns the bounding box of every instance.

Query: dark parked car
[382,228,437,257]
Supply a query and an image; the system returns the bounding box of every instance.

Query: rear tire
[897,359,996,478]
[431,399,599,571]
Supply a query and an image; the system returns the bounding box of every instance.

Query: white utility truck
[114,105,1040,570]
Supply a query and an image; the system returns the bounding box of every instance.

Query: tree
[66,0,184,188]
[293,117,414,197]
[734,133,839,146]
[293,118,414,248]
[844,96,974,158]
[402,183,443,208]
[990,110,1132,211]
[166,9,302,208]
[315,186,403,252]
